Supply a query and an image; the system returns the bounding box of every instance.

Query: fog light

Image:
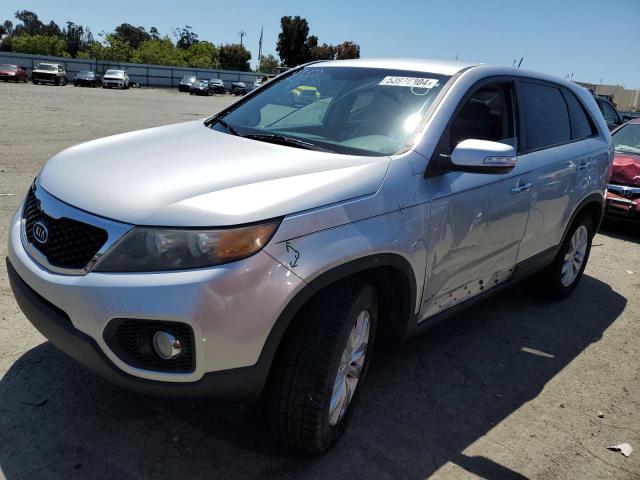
[152,331,183,360]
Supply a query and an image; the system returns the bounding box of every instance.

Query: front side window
[445,83,517,154]
[612,123,640,155]
[212,66,450,156]
[521,82,571,150]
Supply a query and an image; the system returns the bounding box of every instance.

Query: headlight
[94,220,280,272]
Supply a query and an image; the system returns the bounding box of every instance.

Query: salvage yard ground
[0,82,638,480]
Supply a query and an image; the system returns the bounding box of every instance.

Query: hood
[611,151,640,186]
[38,121,390,227]
[0,68,16,74]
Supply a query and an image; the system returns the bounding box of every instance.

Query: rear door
[515,79,597,262]
[421,78,534,319]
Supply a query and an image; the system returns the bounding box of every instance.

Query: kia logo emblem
[32,221,49,244]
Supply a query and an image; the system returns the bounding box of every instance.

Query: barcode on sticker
[379,76,439,88]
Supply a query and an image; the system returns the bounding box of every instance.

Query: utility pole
[258,27,263,60]
[517,57,524,68]
[239,30,246,47]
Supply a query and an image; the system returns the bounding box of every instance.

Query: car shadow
[599,218,640,244]
[0,275,626,479]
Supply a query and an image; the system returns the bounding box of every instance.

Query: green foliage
[77,40,106,59]
[220,43,251,71]
[184,41,220,69]
[174,26,199,50]
[114,23,150,49]
[335,41,360,60]
[101,33,135,62]
[258,54,279,74]
[276,16,311,67]
[11,33,68,56]
[134,37,185,66]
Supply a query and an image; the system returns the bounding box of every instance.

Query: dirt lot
[0,82,638,480]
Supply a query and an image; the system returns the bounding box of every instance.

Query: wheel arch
[257,253,418,395]
[562,193,605,246]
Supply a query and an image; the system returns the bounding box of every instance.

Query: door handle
[511,182,533,194]
[577,161,588,171]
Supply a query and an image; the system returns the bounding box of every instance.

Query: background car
[0,64,28,82]
[32,63,67,86]
[229,81,248,95]
[621,111,640,122]
[102,69,130,89]
[208,78,226,94]
[594,95,624,131]
[73,70,101,87]
[605,119,640,221]
[178,75,197,92]
[290,85,321,106]
[189,80,214,96]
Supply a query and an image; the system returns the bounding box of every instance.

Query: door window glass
[563,90,596,139]
[447,84,518,152]
[599,101,618,125]
[521,82,571,150]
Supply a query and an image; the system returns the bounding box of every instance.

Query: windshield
[78,71,94,77]
[181,76,196,83]
[613,123,640,155]
[1,64,17,71]
[213,66,450,156]
[193,81,208,87]
[36,64,57,71]
[105,70,124,77]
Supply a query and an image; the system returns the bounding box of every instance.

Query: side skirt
[404,246,559,339]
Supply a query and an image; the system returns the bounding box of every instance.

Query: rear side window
[521,82,571,150]
[562,89,596,139]
[599,100,618,125]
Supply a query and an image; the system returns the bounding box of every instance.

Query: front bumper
[8,202,304,395]
[605,185,640,221]
[103,79,124,87]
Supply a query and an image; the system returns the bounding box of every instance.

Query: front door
[420,79,534,320]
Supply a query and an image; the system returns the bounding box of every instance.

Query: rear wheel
[267,282,377,454]
[538,214,594,299]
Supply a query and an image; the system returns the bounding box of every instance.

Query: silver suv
[7,59,612,453]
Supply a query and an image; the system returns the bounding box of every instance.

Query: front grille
[104,319,195,373]
[23,187,108,270]
[608,184,640,200]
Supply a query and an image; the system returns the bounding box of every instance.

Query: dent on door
[420,169,532,321]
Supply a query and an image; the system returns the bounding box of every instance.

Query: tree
[64,21,93,57]
[276,16,311,67]
[11,33,68,56]
[0,20,13,51]
[184,41,219,69]
[258,53,279,74]
[13,10,44,36]
[100,33,134,62]
[335,41,360,60]
[134,37,185,66]
[114,23,150,49]
[219,43,251,71]
[76,40,106,59]
[174,25,198,50]
[312,42,335,60]
[149,26,160,40]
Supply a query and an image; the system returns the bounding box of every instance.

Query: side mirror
[449,139,517,174]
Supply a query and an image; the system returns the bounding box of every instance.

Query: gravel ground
[0,82,638,480]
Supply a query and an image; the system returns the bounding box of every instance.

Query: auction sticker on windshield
[379,76,439,88]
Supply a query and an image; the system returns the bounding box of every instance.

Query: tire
[538,213,594,300]
[267,282,377,454]
[55,77,60,86]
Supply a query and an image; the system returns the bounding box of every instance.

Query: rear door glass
[521,82,571,150]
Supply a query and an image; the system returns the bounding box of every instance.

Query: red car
[605,118,640,221]
[0,64,28,82]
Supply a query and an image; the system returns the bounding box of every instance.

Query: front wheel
[267,282,377,454]
[538,214,594,299]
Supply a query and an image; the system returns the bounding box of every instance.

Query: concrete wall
[0,51,262,89]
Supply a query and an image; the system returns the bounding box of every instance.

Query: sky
[2,0,639,88]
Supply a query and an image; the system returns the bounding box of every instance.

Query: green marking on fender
[285,241,300,268]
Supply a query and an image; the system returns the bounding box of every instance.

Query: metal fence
[0,51,263,89]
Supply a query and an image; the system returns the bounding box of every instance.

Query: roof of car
[315,58,480,76]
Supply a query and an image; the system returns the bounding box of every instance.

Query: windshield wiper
[242,133,335,153]
[211,118,239,136]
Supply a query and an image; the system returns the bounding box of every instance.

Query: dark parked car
[0,64,28,82]
[189,80,214,96]
[621,111,640,122]
[605,119,640,222]
[208,78,226,94]
[229,81,248,96]
[594,95,624,131]
[73,70,101,87]
[179,75,197,92]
